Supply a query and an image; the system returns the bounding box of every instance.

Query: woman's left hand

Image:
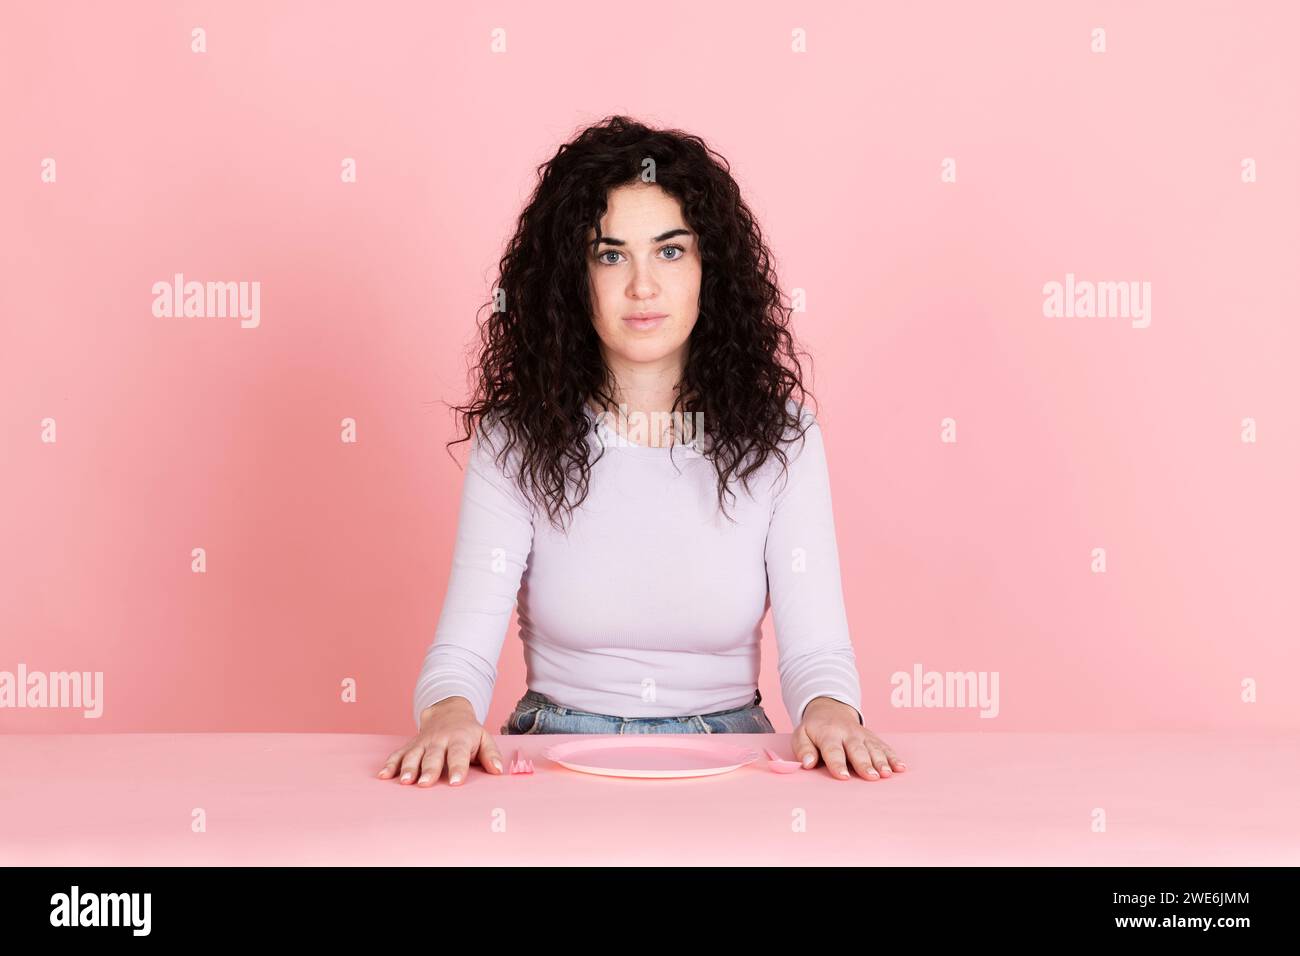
[793,696,907,780]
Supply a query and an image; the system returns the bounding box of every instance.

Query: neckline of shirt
[582,403,704,458]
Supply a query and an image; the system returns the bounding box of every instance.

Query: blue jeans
[500,689,776,735]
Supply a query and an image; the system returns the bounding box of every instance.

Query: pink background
[3,0,1297,736]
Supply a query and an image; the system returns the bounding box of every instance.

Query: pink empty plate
[543,736,762,778]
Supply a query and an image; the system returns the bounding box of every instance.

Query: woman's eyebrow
[593,228,693,248]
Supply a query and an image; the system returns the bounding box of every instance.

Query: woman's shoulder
[467,411,530,484]
[777,398,823,452]
[783,397,818,425]
[747,399,827,504]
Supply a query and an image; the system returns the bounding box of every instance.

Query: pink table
[3,731,1296,866]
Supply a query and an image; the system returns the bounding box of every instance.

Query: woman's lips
[623,312,667,331]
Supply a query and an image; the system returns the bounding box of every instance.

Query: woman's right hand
[377,696,505,787]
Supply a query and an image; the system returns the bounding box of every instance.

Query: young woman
[379,115,905,787]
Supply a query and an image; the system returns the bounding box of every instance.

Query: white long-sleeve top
[412,401,864,731]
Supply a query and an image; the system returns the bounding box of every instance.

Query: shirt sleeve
[412,419,536,730]
[764,408,865,729]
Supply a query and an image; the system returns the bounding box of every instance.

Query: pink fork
[509,748,534,774]
[763,747,802,773]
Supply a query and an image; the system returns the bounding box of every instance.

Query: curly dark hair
[445,114,818,533]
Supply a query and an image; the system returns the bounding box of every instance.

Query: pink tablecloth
[3,731,1296,865]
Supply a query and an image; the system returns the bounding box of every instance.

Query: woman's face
[585,182,702,372]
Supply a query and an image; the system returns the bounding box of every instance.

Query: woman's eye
[597,245,685,265]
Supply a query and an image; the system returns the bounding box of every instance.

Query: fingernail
[401,772,411,781]
[803,755,815,767]
[492,758,502,772]
[418,773,430,784]
[839,769,849,778]
[868,769,879,777]
[450,772,462,784]
[896,762,907,769]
